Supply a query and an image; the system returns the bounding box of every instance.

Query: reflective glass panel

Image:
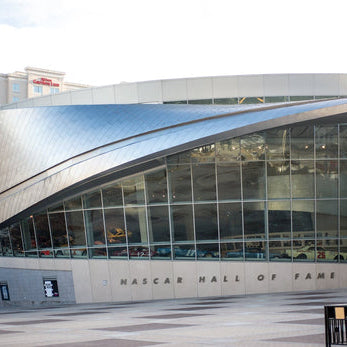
[108,246,128,258]
[66,211,86,247]
[267,161,290,199]
[217,163,241,200]
[191,144,215,163]
[316,160,338,198]
[243,202,265,239]
[145,169,168,204]
[240,133,265,161]
[291,160,314,198]
[192,163,216,201]
[167,150,191,165]
[64,196,82,210]
[128,246,151,259]
[341,200,347,238]
[216,138,240,161]
[125,207,148,244]
[171,204,194,242]
[269,240,291,261]
[0,228,12,256]
[168,164,192,203]
[34,213,52,250]
[221,242,243,260]
[89,247,107,258]
[196,243,219,259]
[292,240,314,261]
[173,244,196,259]
[84,210,106,246]
[83,191,102,209]
[49,213,68,248]
[340,160,347,198]
[316,242,339,262]
[340,125,347,158]
[219,202,242,240]
[102,183,123,207]
[265,128,290,160]
[148,206,170,243]
[151,245,172,259]
[194,203,218,241]
[244,241,266,260]
[104,208,126,245]
[21,217,37,251]
[292,200,315,239]
[315,125,338,158]
[268,201,291,239]
[123,176,145,205]
[70,248,87,258]
[242,162,265,200]
[291,125,314,159]
[316,200,338,238]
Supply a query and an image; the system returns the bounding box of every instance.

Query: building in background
[0,66,91,106]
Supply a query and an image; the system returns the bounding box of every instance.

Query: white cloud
[1,0,347,86]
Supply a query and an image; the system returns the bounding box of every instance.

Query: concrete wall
[0,257,345,305]
[4,73,347,110]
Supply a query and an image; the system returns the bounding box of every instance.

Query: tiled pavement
[0,289,347,346]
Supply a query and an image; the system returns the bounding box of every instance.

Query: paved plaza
[1,289,347,346]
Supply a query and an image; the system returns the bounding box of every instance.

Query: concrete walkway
[1,289,346,346]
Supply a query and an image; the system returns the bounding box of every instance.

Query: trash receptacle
[325,305,347,346]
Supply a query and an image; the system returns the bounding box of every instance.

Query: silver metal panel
[1,99,347,224]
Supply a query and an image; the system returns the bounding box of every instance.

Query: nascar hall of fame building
[2,73,347,305]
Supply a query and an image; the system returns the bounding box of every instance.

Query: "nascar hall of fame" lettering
[120,272,335,285]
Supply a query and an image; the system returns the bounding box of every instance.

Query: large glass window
[243,202,265,239]
[265,129,290,160]
[83,191,102,209]
[168,164,192,203]
[242,162,265,200]
[123,177,145,205]
[66,211,86,247]
[191,144,215,163]
[9,224,23,256]
[240,133,265,161]
[125,207,147,244]
[192,163,216,201]
[219,202,242,240]
[267,161,290,199]
[316,160,338,198]
[84,210,106,246]
[291,160,314,199]
[217,163,241,200]
[145,169,168,204]
[315,125,338,158]
[104,208,126,245]
[292,200,315,239]
[34,213,52,252]
[316,200,338,238]
[216,138,240,161]
[268,201,291,239]
[0,228,12,256]
[49,213,68,248]
[147,206,170,243]
[21,217,37,253]
[291,126,314,159]
[102,184,123,207]
[171,204,194,242]
[194,203,218,241]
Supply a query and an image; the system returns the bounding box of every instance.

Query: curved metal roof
[1,98,347,225]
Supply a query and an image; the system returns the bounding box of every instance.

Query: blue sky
[1,0,347,86]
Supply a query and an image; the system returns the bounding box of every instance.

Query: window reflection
[219,203,242,240]
[168,164,192,203]
[243,202,265,239]
[217,163,241,200]
[145,169,168,204]
[192,163,216,201]
[194,203,218,241]
[125,207,148,244]
[291,160,314,198]
[171,204,194,242]
[292,200,315,239]
[265,128,290,160]
[316,200,338,238]
[267,161,290,199]
[84,210,106,246]
[291,126,314,159]
[0,228,12,256]
[316,160,338,198]
[123,177,145,205]
[242,161,265,200]
[49,213,68,248]
[66,211,86,247]
[148,206,170,243]
[104,208,126,245]
[315,125,338,158]
[102,184,123,207]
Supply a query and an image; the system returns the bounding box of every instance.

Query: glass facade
[2,122,347,263]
